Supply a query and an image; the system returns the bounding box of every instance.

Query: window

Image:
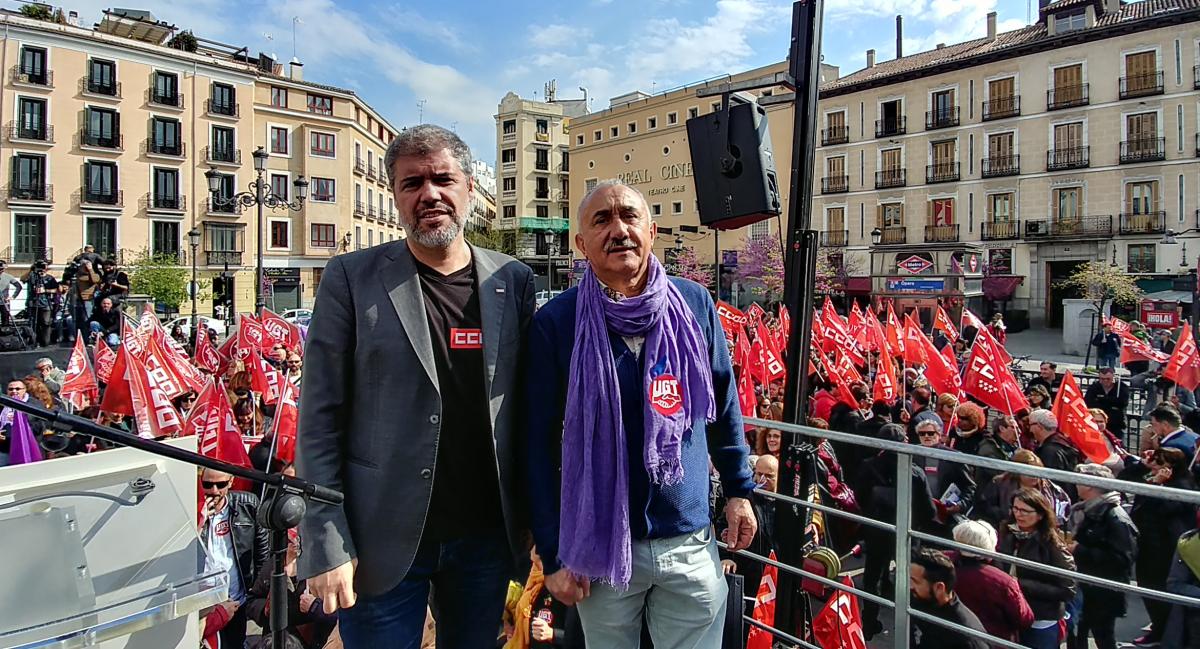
[270,221,290,248]
[355,225,362,249]
[988,193,1014,221]
[667,112,678,125]
[211,126,235,161]
[152,117,182,155]
[879,99,903,134]
[1054,187,1082,220]
[989,249,1013,273]
[501,149,516,163]
[210,82,236,115]
[535,149,549,171]
[13,214,45,261]
[311,223,336,247]
[687,107,699,119]
[270,173,289,200]
[751,220,769,240]
[83,161,118,204]
[270,126,289,154]
[86,218,117,257]
[880,203,904,228]
[594,129,602,142]
[10,154,45,198]
[310,177,335,202]
[87,59,116,95]
[270,86,287,108]
[208,173,235,212]
[307,93,333,116]
[205,223,244,254]
[711,102,722,113]
[610,126,619,138]
[628,121,637,135]
[648,116,657,130]
[651,203,662,216]
[152,72,179,106]
[561,151,569,172]
[152,221,179,258]
[503,205,516,219]
[16,97,46,140]
[502,177,516,192]
[1126,180,1159,214]
[536,205,548,218]
[84,107,119,148]
[503,120,516,134]
[536,119,548,134]
[535,177,549,198]
[576,134,584,146]
[1051,64,1084,106]
[1057,8,1086,33]
[1128,243,1156,273]
[313,267,323,287]
[672,201,683,214]
[929,198,955,225]
[153,168,179,208]
[310,132,335,157]
[368,229,373,247]
[17,46,47,84]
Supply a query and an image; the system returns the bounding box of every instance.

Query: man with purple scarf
[523,180,757,647]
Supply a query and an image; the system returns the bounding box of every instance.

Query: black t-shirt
[98,270,130,301]
[415,259,503,540]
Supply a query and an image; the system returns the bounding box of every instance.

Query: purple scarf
[559,256,716,587]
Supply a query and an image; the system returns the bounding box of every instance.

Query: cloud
[532,24,590,50]
[633,0,784,80]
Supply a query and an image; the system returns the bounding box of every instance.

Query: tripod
[0,394,343,649]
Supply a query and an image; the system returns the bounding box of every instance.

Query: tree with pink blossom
[671,246,713,288]
[734,235,786,300]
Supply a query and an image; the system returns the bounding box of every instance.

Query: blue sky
[38,0,1031,163]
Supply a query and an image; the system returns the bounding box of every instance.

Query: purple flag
[7,411,42,465]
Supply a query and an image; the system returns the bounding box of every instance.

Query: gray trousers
[577,527,728,649]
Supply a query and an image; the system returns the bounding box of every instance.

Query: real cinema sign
[617,163,696,196]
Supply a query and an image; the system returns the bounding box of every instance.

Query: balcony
[1195,65,1200,90]
[6,122,53,144]
[557,162,570,174]
[925,162,960,184]
[1119,211,1166,235]
[205,146,240,166]
[1047,146,1089,170]
[879,226,907,245]
[145,140,185,158]
[1,246,52,264]
[366,164,377,180]
[81,189,122,207]
[534,189,550,201]
[1024,215,1112,239]
[148,89,184,109]
[925,107,959,130]
[9,66,52,89]
[1120,137,1165,164]
[554,188,569,202]
[981,220,1020,240]
[821,175,849,194]
[205,100,239,118]
[875,168,906,189]
[517,216,569,232]
[1047,83,1089,110]
[982,96,1020,121]
[820,230,848,247]
[534,132,550,143]
[144,193,186,212]
[924,224,960,243]
[821,126,849,146]
[3,184,52,203]
[534,161,550,172]
[206,251,242,266]
[981,154,1020,178]
[80,77,120,99]
[502,131,517,144]
[79,129,122,151]
[353,157,365,175]
[1120,71,1164,99]
[205,197,242,215]
[354,200,366,218]
[874,116,906,138]
[367,205,377,220]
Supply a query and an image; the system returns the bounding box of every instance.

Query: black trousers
[1074,612,1117,649]
[32,307,51,347]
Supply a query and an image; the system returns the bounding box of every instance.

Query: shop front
[869,244,986,327]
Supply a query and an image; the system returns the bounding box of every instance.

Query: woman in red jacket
[949,519,1034,643]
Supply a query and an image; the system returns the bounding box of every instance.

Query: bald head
[754,455,779,492]
[574,180,658,295]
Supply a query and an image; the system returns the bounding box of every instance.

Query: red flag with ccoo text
[272,378,300,463]
[60,336,99,410]
[745,551,779,649]
[1165,322,1200,391]
[934,304,959,344]
[812,577,868,649]
[1052,370,1119,464]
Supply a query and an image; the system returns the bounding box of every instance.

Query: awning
[1136,279,1175,293]
[1143,289,1193,303]
[845,277,872,293]
[983,275,1023,301]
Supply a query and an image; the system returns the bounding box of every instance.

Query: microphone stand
[0,394,342,649]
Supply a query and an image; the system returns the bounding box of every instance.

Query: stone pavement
[1003,327,1132,376]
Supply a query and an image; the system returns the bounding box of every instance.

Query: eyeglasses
[6,387,24,393]
[201,479,231,489]
[1010,505,1037,515]
[917,430,940,437]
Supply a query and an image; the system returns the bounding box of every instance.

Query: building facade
[494,91,582,291]
[0,7,402,316]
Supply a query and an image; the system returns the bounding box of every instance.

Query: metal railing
[80,77,120,99]
[81,189,122,207]
[1119,211,1167,234]
[924,223,959,242]
[1047,146,1089,170]
[3,183,52,202]
[353,157,366,175]
[79,129,122,150]
[205,197,241,215]
[820,175,848,193]
[874,168,906,189]
[205,99,239,118]
[1120,71,1164,99]
[925,162,959,184]
[879,225,907,244]
[1121,137,1166,164]
[143,193,186,211]
[353,200,366,217]
[981,154,1019,178]
[874,116,905,138]
[820,230,848,247]
[727,415,1200,649]
[205,146,240,165]
[148,88,184,109]
[925,106,959,130]
[982,95,1020,120]
[9,65,52,88]
[821,125,849,146]
[0,246,52,264]
[1024,214,1113,239]
[6,122,52,143]
[145,140,185,157]
[981,219,1019,240]
[205,251,242,265]
[1047,83,1089,110]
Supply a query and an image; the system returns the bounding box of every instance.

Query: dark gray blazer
[295,239,535,596]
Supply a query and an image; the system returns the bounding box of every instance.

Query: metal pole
[255,174,265,314]
[190,241,198,350]
[893,452,913,648]
[545,230,552,292]
[713,228,721,298]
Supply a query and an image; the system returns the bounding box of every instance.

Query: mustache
[417,201,455,218]
[605,237,636,252]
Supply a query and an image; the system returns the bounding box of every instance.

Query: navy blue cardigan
[522,277,755,574]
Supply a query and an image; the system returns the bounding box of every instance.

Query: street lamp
[187,227,201,349]
[870,227,882,246]
[543,230,559,291]
[206,146,308,315]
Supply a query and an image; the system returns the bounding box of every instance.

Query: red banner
[127,349,182,439]
[198,379,253,469]
[962,329,1025,415]
[98,345,135,416]
[745,551,779,649]
[716,301,747,344]
[1165,322,1200,391]
[934,305,959,344]
[194,323,224,373]
[60,336,99,409]
[1052,370,1117,464]
[902,314,929,366]
[94,340,116,384]
[261,307,303,353]
[812,578,867,649]
[272,378,300,463]
[872,354,898,405]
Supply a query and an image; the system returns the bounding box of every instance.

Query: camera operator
[95,257,129,306]
[22,259,58,348]
[64,257,101,337]
[76,244,102,268]
[0,260,23,328]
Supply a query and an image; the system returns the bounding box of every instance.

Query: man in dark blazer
[296,125,535,649]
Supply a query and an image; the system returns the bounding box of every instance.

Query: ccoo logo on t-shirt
[450,328,483,350]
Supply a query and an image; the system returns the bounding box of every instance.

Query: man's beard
[405,202,464,249]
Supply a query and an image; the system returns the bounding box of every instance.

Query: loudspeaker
[686,99,782,231]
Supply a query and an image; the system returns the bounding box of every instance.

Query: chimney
[986,11,997,41]
[67,10,78,26]
[866,49,876,68]
[936,43,946,49]
[289,57,304,81]
[896,15,904,58]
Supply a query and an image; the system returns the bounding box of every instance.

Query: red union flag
[962,331,1025,415]
[745,551,779,649]
[1120,330,1170,364]
[962,307,987,332]
[1104,316,1131,336]
[734,332,756,426]
[872,355,898,404]
[716,301,747,344]
[182,380,216,440]
[812,577,867,649]
[885,303,904,358]
[746,302,767,325]
[236,314,267,360]
[934,305,959,344]
[835,350,862,383]
[60,336,99,409]
[825,355,860,409]
[902,314,929,366]
[121,313,150,361]
[99,345,135,416]
[1052,370,1118,464]
[753,320,786,382]
[127,350,182,438]
[1165,322,1200,391]
[194,324,224,373]
[94,339,117,384]
[822,301,865,365]
[250,353,284,405]
[261,307,302,354]
[272,378,300,463]
[198,379,252,468]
